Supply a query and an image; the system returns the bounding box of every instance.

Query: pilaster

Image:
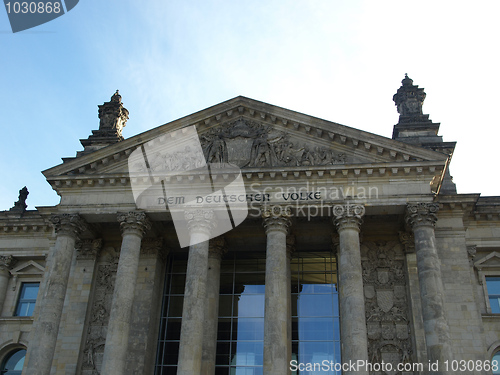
[0,255,16,315]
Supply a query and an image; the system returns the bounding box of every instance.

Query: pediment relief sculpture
[200,118,346,168]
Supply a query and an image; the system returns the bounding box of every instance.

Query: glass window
[291,252,341,374]
[155,251,341,375]
[15,283,39,317]
[493,351,500,375]
[486,277,500,313]
[1,349,26,375]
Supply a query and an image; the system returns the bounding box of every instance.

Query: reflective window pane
[236,295,264,317]
[1,349,26,374]
[234,318,264,341]
[487,277,500,314]
[15,283,39,317]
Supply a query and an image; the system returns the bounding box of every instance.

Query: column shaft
[178,239,210,374]
[334,204,368,375]
[24,214,86,375]
[101,212,151,375]
[201,238,226,375]
[262,206,291,375]
[406,203,453,374]
[178,209,216,375]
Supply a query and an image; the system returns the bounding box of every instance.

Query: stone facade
[1,78,499,375]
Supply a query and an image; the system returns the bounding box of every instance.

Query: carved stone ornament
[76,239,103,260]
[199,118,346,168]
[184,209,217,236]
[117,212,151,237]
[333,204,364,232]
[398,231,415,253]
[393,74,428,122]
[0,255,16,272]
[467,245,477,260]
[208,237,227,259]
[262,205,292,234]
[97,90,129,138]
[50,213,89,238]
[81,255,118,375]
[405,202,439,229]
[362,241,414,370]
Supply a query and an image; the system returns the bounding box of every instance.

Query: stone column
[286,235,295,372]
[24,214,88,375]
[262,206,292,375]
[101,212,151,375]
[333,204,369,375]
[201,237,226,375]
[405,203,453,374]
[0,255,15,315]
[177,209,217,375]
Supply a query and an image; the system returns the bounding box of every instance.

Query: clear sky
[1,0,499,211]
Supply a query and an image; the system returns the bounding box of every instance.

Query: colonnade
[22,202,453,375]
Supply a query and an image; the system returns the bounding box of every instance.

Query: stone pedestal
[177,209,216,375]
[333,204,369,375]
[262,206,292,375]
[101,212,151,375]
[0,255,15,315]
[201,237,226,375]
[405,203,453,374]
[24,214,87,375]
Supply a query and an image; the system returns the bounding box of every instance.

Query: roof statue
[9,186,28,213]
[77,90,129,157]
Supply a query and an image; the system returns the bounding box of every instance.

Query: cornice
[45,160,445,192]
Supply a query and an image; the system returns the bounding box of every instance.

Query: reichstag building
[1,76,500,375]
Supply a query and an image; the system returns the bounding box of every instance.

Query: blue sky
[1,0,499,210]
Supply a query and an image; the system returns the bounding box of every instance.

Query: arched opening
[0,348,26,375]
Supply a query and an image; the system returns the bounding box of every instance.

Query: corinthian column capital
[332,204,364,232]
[405,202,439,230]
[262,205,292,235]
[184,209,217,237]
[117,211,151,238]
[50,213,88,239]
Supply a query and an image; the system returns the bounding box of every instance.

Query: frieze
[362,241,414,374]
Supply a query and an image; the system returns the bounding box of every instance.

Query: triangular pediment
[43,96,449,184]
[10,260,45,276]
[474,252,500,270]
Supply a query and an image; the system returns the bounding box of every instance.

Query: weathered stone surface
[263,206,291,375]
[334,204,369,375]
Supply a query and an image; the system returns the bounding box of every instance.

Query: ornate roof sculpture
[78,90,129,157]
